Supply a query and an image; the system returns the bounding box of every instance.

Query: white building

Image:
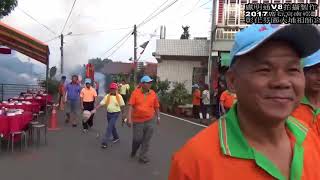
[154,39,210,93]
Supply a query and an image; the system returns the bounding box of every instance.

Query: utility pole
[208,0,218,100]
[133,24,138,85]
[60,34,64,74]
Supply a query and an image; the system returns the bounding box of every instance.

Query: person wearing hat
[192,84,201,119]
[65,75,82,127]
[92,82,125,149]
[127,75,160,164]
[169,24,320,180]
[292,49,320,136]
[80,78,98,133]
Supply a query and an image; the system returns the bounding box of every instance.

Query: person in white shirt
[201,84,210,123]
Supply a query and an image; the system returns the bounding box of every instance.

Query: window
[239,4,246,25]
[273,0,282,2]
[227,11,237,25]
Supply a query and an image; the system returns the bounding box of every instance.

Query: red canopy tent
[0,21,50,85]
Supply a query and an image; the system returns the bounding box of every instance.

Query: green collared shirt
[301,96,320,122]
[219,105,308,180]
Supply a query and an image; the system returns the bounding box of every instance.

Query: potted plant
[157,79,170,113]
[159,93,171,113]
[169,82,190,116]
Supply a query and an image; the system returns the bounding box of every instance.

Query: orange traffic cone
[48,104,60,131]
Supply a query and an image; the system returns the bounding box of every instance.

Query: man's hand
[127,118,133,128]
[91,109,97,114]
[80,105,84,112]
[156,117,161,125]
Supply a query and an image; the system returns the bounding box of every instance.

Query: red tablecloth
[0,103,40,113]
[0,111,33,141]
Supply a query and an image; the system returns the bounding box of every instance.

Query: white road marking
[160,113,208,128]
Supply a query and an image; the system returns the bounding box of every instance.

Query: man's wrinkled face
[305,64,320,92]
[227,41,305,121]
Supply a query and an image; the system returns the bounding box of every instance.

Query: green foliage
[0,0,18,18]
[156,79,170,96]
[40,79,59,96]
[158,93,172,106]
[168,82,190,106]
[49,66,57,79]
[88,58,112,72]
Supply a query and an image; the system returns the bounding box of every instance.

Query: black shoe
[139,157,150,164]
[112,138,120,144]
[101,144,108,149]
[72,124,77,127]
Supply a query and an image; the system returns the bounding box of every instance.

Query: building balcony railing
[215,26,244,40]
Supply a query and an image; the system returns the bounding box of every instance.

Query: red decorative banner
[0,47,11,54]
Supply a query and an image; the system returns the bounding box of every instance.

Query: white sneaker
[83,129,88,133]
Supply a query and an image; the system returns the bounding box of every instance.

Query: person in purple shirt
[65,75,82,127]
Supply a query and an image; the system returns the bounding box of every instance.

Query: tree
[180,26,190,40]
[88,57,113,72]
[0,0,18,18]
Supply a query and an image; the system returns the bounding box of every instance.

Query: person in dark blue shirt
[65,75,81,127]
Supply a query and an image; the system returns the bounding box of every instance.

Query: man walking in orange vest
[92,83,125,149]
[127,75,160,164]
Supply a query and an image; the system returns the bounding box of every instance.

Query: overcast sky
[2,0,212,72]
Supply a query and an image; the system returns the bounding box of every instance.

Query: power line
[101,30,133,57]
[137,0,170,27]
[18,8,57,35]
[70,27,132,36]
[106,34,132,58]
[183,0,202,16]
[61,0,78,34]
[184,0,212,17]
[138,0,179,28]
[199,0,212,7]
[100,0,179,59]
[45,36,60,43]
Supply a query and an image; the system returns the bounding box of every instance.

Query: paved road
[0,106,205,180]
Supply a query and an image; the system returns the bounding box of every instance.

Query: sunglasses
[143,82,152,84]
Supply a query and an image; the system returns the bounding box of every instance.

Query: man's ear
[226,69,237,94]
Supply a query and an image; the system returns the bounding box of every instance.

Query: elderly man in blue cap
[127,75,160,164]
[169,24,320,180]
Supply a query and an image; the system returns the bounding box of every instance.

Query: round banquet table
[0,111,33,141]
[12,95,53,107]
[0,103,40,113]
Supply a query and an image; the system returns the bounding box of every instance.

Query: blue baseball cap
[192,84,199,88]
[303,49,320,68]
[85,78,92,84]
[230,24,320,66]
[140,75,153,83]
